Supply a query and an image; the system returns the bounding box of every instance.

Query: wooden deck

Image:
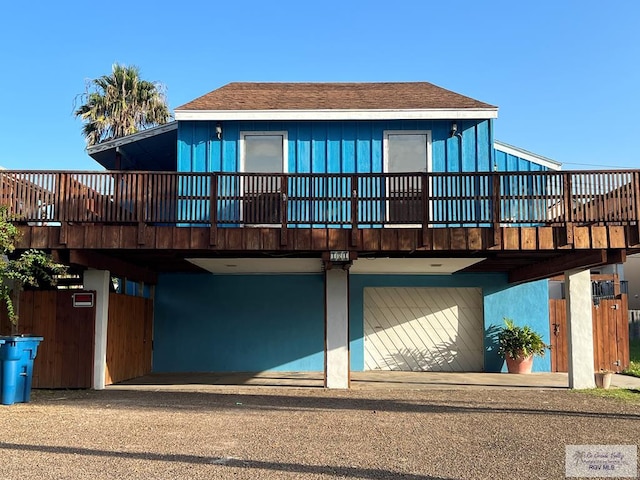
[4,169,640,284]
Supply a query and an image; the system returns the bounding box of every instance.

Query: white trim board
[175,108,498,121]
[494,141,561,171]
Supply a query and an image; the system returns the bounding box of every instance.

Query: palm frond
[73,63,170,146]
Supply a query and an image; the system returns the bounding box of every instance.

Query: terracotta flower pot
[595,372,613,389]
[505,354,534,374]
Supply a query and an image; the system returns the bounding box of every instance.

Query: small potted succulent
[497,318,549,374]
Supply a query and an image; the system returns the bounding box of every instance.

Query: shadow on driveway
[0,442,456,480]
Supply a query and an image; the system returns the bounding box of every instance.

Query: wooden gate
[0,290,95,388]
[106,293,153,385]
[549,296,630,373]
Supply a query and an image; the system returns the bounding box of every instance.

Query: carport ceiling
[187,257,323,273]
[187,257,485,274]
[350,257,485,274]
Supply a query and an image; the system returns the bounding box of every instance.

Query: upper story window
[240,131,288,173]
[383,130,432,173]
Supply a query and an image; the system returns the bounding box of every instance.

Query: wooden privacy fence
[2,169,639,229]
[0,290,95,389]
[0,290,153,388]
[549,297,630,373]
[106,293,153,385]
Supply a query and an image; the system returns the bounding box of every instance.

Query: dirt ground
[0,385,638,479]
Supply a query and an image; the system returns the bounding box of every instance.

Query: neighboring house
[624,253,640,310]
[5,82,638,389]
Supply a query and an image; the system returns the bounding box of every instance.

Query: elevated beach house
[5,82,639,389]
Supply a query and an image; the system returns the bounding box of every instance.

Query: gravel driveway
[0,385,638,479]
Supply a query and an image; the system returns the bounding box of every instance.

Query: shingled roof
[174,82,498,121]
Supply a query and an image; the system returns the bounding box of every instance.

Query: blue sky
[1,0,638,170]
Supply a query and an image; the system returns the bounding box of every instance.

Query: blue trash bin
[0,335,43,405]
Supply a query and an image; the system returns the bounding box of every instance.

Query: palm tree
[74,63,170,146]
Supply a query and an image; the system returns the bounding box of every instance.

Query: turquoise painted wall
[177,119,497,174]
[153,274,325,372]
[483,280,551,372]
[153,272,550,373]
[349,274,550,373]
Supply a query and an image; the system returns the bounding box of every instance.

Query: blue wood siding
[493,148,546,172]
[177,120,548,227]
[178,119,523,174]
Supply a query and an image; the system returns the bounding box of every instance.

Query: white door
[239,131,288,224]
[383,131,432,224]
[364,287,484,371]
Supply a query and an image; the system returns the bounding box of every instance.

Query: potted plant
[497,318,549,374]
[595,369,614,389]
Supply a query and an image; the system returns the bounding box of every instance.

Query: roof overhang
[174,108,499,122]
[494,140,561,171]
[86,122,178,171]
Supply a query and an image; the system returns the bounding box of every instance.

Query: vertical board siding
[493,148,549,173]
[296,124,312,173]
[477,121,491,171]
[311,124,327,173]
[356,122,372,173]
[341,122,356,173]
[222,123,239,172]
[177,120,533,175]
[549,299,569,372]
[549,297,630,373]
[177,122,193,172]
[106,293,153,385]
[0,291,94,389]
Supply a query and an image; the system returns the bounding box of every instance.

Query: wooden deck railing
[2,170,639,230]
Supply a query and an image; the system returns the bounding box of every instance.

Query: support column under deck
[565,268,596,389]
[325,269,350,389]
[83,269,111,390]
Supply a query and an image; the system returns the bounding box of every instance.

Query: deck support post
[84,269,111,390]
[324,268,350,389]
[565,268,596,389]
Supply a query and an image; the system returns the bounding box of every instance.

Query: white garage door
[364,287,484,372]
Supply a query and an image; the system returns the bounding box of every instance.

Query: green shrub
[497,318,548,359]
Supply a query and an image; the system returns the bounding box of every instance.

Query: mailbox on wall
[72,292,94,308]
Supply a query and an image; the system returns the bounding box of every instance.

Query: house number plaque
[329,251,350,262]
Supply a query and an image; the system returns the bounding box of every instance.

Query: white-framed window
[383,130,432,174]
[383,130,432,225]
[239,131,288,173]
[239,131,288,225]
